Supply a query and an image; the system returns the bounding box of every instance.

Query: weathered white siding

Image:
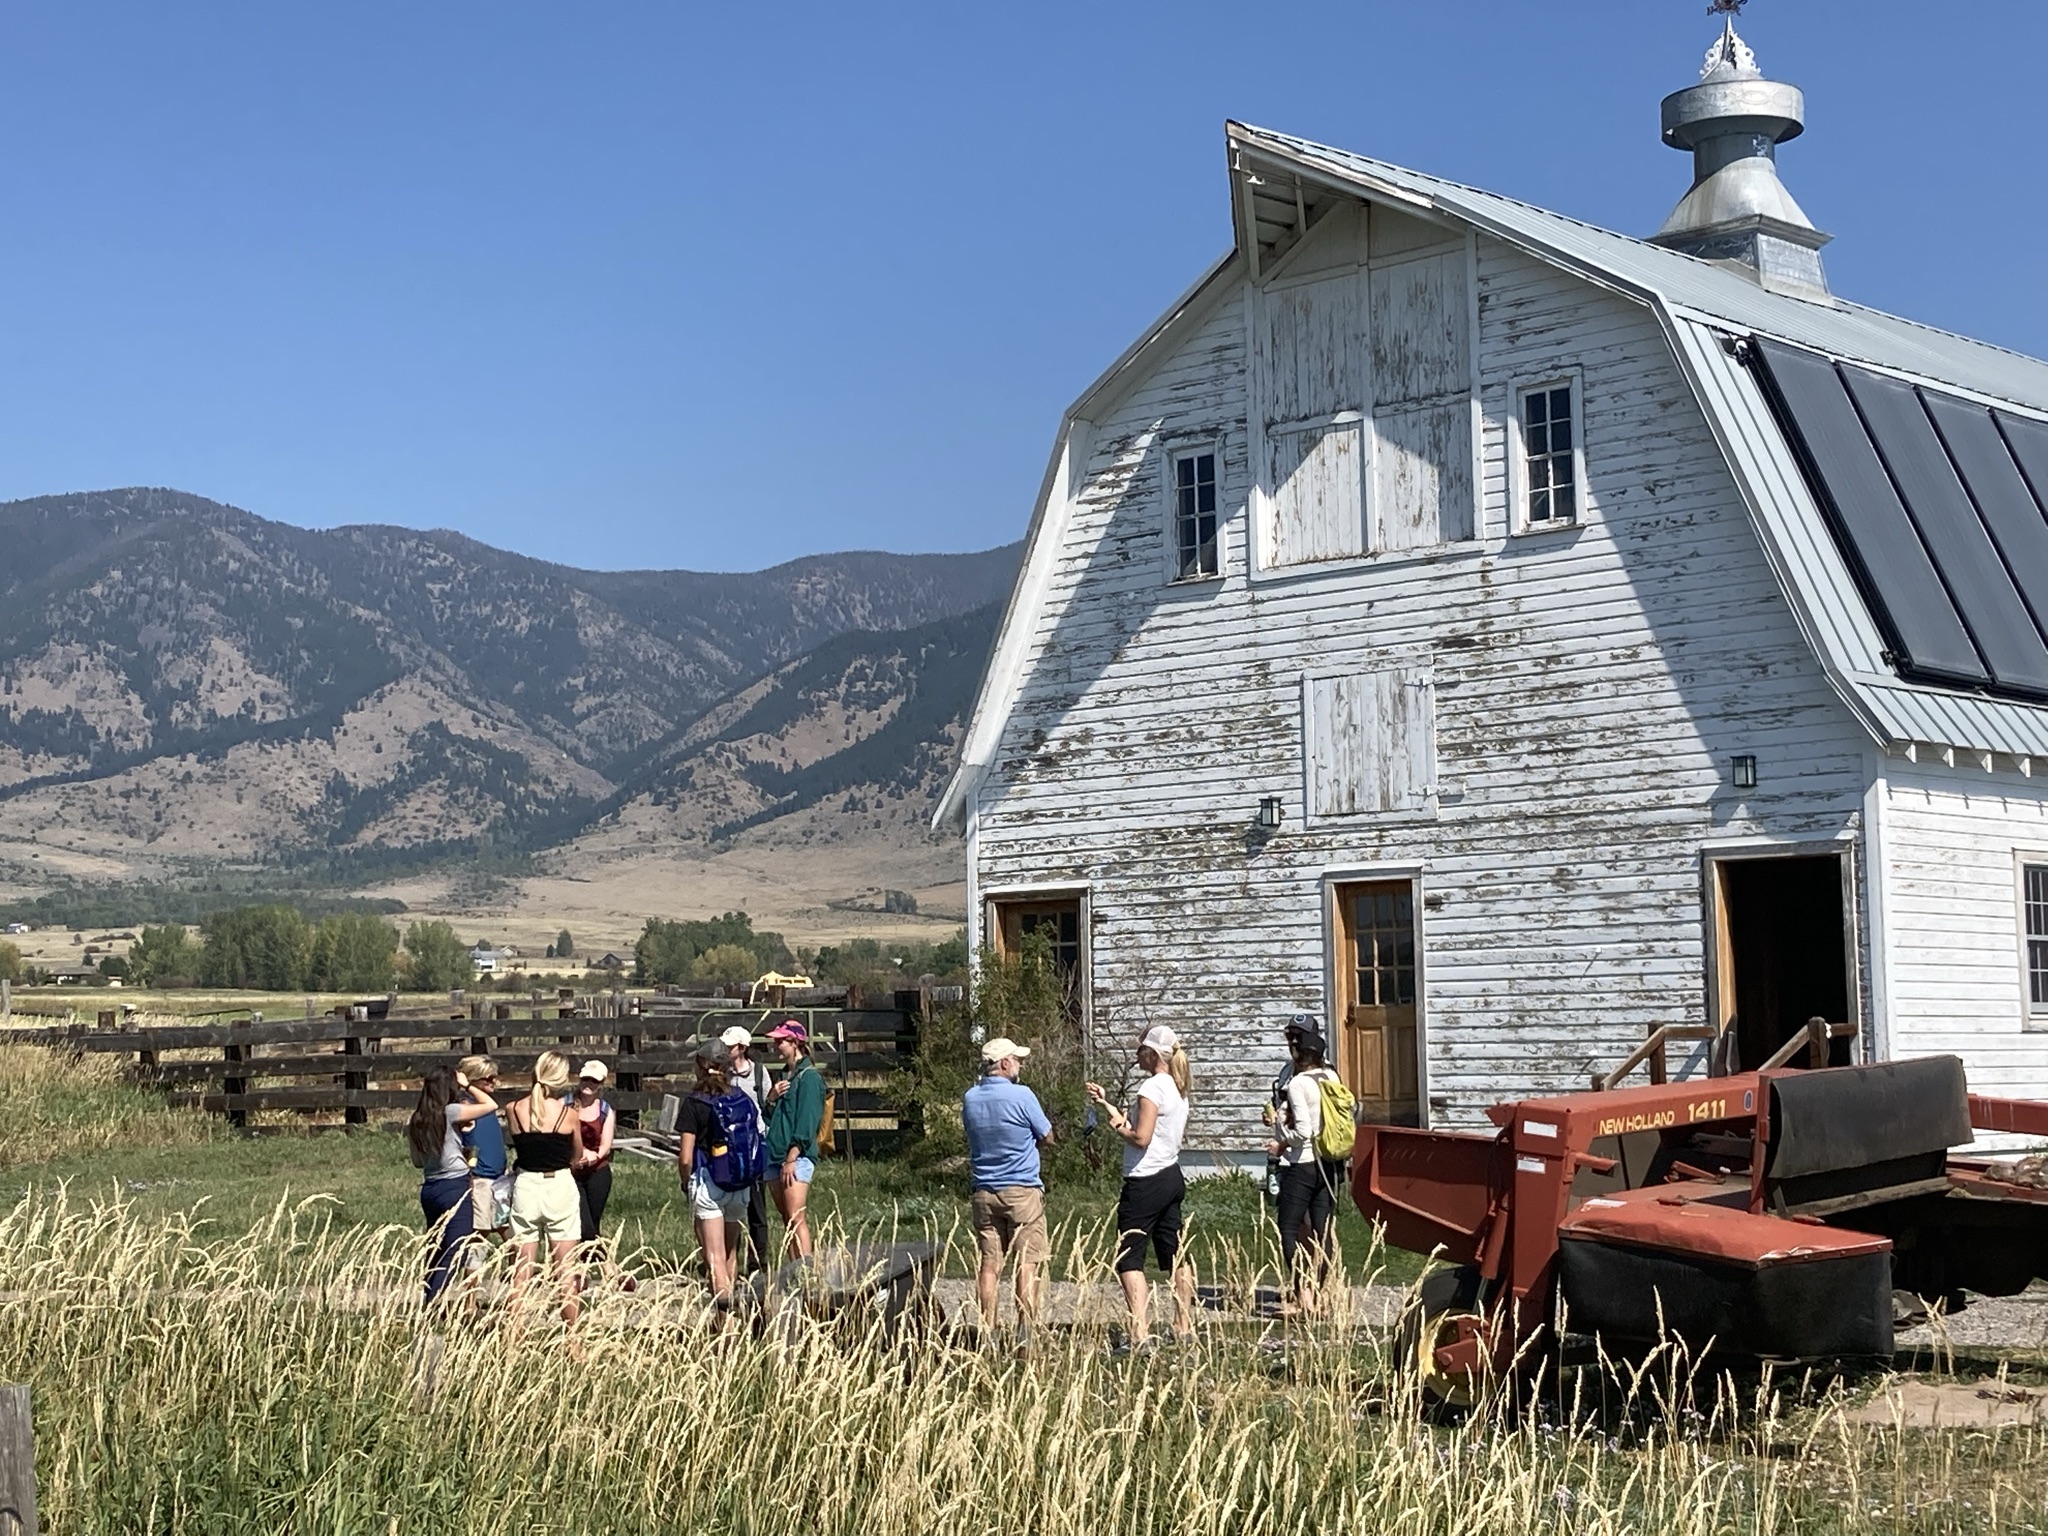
[1876,758,2048,1102]
[969,201,1877,1155]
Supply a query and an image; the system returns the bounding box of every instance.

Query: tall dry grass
[0,1186,2040,1534]
[0,1044,218,1168]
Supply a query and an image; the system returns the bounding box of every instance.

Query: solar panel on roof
[1838,368,2048,694]
[1749,338,1989,688]
[1924,395,2048,646]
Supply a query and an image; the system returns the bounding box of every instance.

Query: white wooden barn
[935,23,2048,1160]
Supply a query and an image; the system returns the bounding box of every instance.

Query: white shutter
[1256,270,1372,570]
[1367,248,1474,551]
[1305,667,1436,817]
[1267,420,1367,566]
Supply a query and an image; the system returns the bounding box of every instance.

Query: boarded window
[1371,248,1473,549]
[1256,270,1370,569]
[1267,421,1366,566]
[2025,864,2048,1014]
[1304,668,1436,817]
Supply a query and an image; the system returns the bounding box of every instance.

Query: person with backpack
[764,1019,827,1261]
[1264,1026,1356,1316]
[678,1042,767,1310]
[961,1036,1055,1349]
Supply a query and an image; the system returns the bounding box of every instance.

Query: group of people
[408,1049,618,1315]
[411,1009,1353,1346]
[407,1019,831,1318]
[962,1014,1354,1351]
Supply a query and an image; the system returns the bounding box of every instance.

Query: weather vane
[1707,0,1747,14]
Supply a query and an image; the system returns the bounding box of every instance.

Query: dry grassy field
[1,1048,2044,1534]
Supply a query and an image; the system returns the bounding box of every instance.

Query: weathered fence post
[343,1005,368,1127]
[222,1019,250,1129]
[615,1028,640,1131]
[0,1382,38,1534]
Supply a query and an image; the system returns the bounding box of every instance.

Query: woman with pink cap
[1086,1025,1197,1352]
[764,1018,826,1260]
[570,1059,615,1245]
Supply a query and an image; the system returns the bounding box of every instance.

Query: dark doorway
[1712,854,1853,1072]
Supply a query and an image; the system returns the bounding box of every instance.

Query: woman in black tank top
[507,1051,581,1323]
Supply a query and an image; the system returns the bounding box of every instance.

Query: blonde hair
[457,1054,496,1084]
[1138,1043,1192,1100]
[528,1050,573,1122]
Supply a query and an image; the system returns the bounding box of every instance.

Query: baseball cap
[579,1060,608,1083]
[766,1019,808,1043]
[979,1036,1030,1064]
[1285,1012,1315,1037]
[718,1025,753,1049]
[1294,1028,1329,1059]
[1140,1025,1180,1056]
[693,1039,729,1067]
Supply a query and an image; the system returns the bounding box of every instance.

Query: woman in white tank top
[1086,1025,1197,1352]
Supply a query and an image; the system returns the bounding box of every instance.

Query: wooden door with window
[990,895,1084,1020]
[1334,881,1420,1125]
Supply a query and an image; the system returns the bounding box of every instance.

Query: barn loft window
[2023,863,2048,1020]
[1171,449,1220,581]
[1519,380,1581,530]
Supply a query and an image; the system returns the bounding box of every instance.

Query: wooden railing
[1594,1016,1860,1091]
[1591,1023,1722,1091]
[0,992,920,1143]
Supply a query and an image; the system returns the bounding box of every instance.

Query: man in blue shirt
[961,1036,1054,1346]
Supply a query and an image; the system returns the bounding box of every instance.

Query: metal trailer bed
[1351,1046,2048,1409]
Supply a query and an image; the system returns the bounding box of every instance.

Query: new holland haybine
[1351,1024,2048,1407]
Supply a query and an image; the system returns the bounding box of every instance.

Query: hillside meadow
[0,1047,2042,1533]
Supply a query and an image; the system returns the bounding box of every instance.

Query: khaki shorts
[471,1174,512,1233]
[971,1186,1049,1267]
[508,1168,579,1244]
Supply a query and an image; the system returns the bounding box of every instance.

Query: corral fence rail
[0,984,938,1148]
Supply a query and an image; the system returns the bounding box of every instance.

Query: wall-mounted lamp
[1731,754,1758,790]
[1256,795,1284,830]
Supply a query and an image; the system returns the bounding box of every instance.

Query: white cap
[1141,1025,1180,1057]
[578,1060,609,1083]
[979,1036,1031,1064]
[719,1025,753,1049]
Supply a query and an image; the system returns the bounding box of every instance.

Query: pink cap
[766,1019,808,1043]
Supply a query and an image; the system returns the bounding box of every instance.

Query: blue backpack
[695,1089,767,1191]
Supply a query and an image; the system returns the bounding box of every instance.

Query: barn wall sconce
[1731,754,1758,790]
[1256,795,1284,830]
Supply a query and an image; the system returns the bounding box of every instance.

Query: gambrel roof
[935,123,2048,829]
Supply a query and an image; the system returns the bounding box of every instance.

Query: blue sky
[1,2,2041,572]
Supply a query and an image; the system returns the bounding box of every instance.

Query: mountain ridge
[0,487,1013,892]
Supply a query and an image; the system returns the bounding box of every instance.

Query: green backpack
[1314,1070,1358,1161]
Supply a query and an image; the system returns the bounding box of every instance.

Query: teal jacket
[766,1060,826,1161]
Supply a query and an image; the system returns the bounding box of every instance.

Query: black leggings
[1275,1159,1344,1289]
[575,1165,612,1243]
[1113,1166,1186,1274]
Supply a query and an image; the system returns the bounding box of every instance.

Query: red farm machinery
[1351,1022,2048,1408]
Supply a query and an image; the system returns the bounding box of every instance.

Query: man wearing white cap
[961,1036,1054,1346]
[721,1025,773,1275]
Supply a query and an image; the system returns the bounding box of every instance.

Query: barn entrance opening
[1710,852,1854,1072]
[1332,879,1422,1125]
[988,893,1085,1021]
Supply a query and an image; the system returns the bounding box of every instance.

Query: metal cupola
[1648,5,1832,296]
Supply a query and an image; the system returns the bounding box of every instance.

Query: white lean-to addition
[937,28,2048,1160]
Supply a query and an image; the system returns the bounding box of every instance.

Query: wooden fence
[0,988,924,1145]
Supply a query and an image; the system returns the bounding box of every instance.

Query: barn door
[1334,880,1421,1125]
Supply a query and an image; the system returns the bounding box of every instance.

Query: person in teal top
[765,1019,826,1260]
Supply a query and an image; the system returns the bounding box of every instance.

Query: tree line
[124,910,477,993]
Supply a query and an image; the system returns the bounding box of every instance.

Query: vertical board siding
[1307,668,1435,817]
[1879,760,2048,1101]
[1268,421,1368,565]
[974,219,1883,1149]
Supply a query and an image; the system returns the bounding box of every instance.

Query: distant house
[3,922,28,935]
[469,945,508,976]
[44,965,100,986]
[592,951,630,972]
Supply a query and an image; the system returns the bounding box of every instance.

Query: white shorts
[689,1169,749,1224]
[509,1168,579,1243]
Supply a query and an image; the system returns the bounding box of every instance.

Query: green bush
[400,920,473,991]
[890,933,1112,1188]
